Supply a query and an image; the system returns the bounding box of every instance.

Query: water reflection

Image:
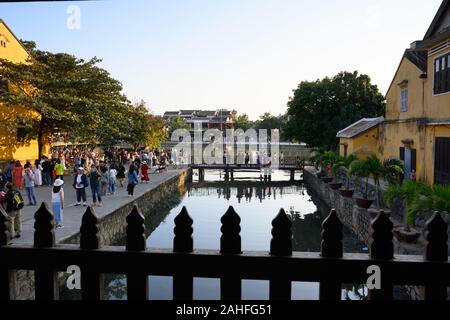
[105,170,367,300]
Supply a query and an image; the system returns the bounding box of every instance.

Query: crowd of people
[0,147,173,237]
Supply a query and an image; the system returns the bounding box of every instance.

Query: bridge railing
[0,204,448,300]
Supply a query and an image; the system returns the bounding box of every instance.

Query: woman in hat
[52,179,65,228]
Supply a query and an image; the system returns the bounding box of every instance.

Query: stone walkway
[10,168,186,245]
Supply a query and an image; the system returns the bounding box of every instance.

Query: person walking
[141,161,150,183]
[3,182,23,238]
[100,166,109,196]
[12,160,23,189]
[117,163,126,187]
[54,159,65,181]
[127,164,139,197]
[51,179,64,228]
[108,166,117,195]
[41,158,52,186]
[23,163,37,206]
[88,165,102,207]
[33,159,43,187]
[73,167,88,207]
[4,160,14,183]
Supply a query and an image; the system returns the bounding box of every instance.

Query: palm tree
[332,154,358,190]
[364,155,384,210]
[349,159,370,199]
[407,184,450,226]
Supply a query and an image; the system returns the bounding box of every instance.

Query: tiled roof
[336,117,384,138]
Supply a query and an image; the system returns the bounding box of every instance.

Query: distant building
[163,109,237,132]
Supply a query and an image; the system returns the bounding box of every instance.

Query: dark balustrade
[0,204,448,301]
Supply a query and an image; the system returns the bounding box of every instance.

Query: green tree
[234,113,253,131]
[0,41,129,157]
[255,112,283,131]
[284,71,385,149]
[168,116,190,136]
[125,100,167,151]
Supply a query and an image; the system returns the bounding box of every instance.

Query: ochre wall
[424,47,450,119]
[385,57,426,120]
[339,127,379,159]
[0,20,47,163]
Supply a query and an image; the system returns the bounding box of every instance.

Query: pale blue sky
[0,0,442,119]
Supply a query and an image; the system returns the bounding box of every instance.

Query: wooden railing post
[34,203,58,300]
[125,205,148,300]
[424,212,448,300]
[220,206,242,300]
[320,209,343,300]
[80,207,104,300]
[269,209,292,300]
[368,210,393,300]
[173,207,194,300]
[0,207,11,300]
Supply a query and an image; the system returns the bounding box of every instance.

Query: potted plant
[348,158,374,209]
[385,180,426,243]
[332,155,358,195]
[318,151,339,183]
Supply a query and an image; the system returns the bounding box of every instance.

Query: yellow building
[337,117,384,159]
[0,19,47,165]
[337,0,450,185]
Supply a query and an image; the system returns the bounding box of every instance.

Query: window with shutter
[434,54,450,95]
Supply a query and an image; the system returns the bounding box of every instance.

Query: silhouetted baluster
[320,209,343,300]
[125,205,148,300]
[80,207,104,300]
[0,207,10,300]
[424,212,448,300]
[269,209,292,300]
[220,206,241,300]
[368,210,393,300]
[173,207,194,300]
[33,203,58,300]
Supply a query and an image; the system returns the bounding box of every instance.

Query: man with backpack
[3,182,24,238]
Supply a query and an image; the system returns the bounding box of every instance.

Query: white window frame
[400,87,408,112]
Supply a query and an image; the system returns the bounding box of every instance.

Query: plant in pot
[310,150,326,178]
[332,155,358,195]
[318,151,339,183]
[385,180,428,243]
[382,158,405,186]
[348,158,374,209]
[404,184,450,242]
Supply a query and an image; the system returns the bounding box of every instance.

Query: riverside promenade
[10,168,188,245]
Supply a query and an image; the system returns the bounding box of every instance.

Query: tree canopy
[283,71,385,149]
[0,41,166,156]
[168,116,190,136]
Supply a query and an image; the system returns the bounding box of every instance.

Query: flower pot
[393,226,421,243]
[328,182,342,190]
[321,177,333,183]
[339,189,354,198]
[367,208,392,220]
[354,197,374,209]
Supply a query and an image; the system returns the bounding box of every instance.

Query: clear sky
[0,0,443,119]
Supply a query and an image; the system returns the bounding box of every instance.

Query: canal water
[104,169,369,300]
